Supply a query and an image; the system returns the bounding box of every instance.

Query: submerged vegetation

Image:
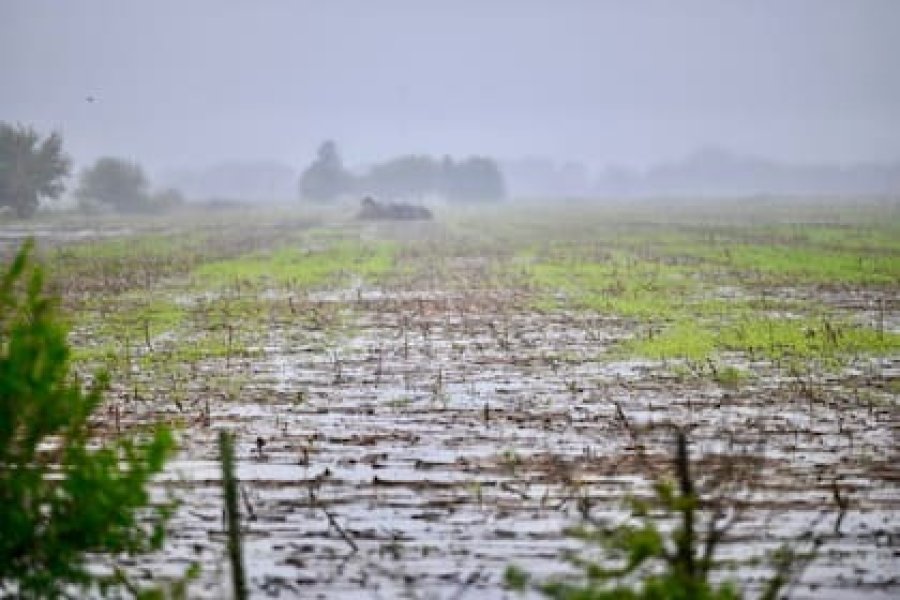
[1,197,897,597]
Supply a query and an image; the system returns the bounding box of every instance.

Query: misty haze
[1,2,898,599]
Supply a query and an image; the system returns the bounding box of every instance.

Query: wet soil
[11,216,897,599]
[108,282,899,599]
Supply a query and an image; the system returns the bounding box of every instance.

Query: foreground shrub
[0,240,175,597]
[507,431,822,600]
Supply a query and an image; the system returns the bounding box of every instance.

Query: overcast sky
[2,0,898,172]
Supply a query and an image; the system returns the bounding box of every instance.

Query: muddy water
[100,284,900,600]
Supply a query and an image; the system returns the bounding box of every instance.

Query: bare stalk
[219,431,247,600]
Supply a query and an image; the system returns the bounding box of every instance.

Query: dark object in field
[357,196,432,220]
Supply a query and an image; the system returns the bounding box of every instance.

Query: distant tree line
[593,146,900,197]
[0,121,183,218]
[298,140,506,202]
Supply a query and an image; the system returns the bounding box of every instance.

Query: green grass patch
[719,316,900,360]
[623,321,717,360]
[193,240,397,289]
[524,251,697,320]
[49,234,210,284]
[80,296,186,339]
[623,315,900,364]
[709,245,898,285]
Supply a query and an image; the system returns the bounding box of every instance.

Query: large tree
[76,157,150,212]
[0,123,71,218]
[298,140,352,202]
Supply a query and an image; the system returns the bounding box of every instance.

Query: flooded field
[5,199,899,599]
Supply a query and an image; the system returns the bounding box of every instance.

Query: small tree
[442,156,506,201]
[0,240,175,597]
[298,140,352,202]
[77,157,150,213]
[0,122,71,218]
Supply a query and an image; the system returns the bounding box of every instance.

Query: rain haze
[2,0,899,184]
[3,3,900,600]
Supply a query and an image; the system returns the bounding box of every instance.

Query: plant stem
[219,431,247,600]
